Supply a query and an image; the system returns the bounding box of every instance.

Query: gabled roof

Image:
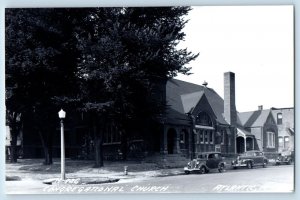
[237,109,271,127]
[181,91,204,114]
[166,79,228,125]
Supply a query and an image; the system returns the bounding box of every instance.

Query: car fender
[218,162,226,168]
[198,163,208,170]
[241,158,254,165]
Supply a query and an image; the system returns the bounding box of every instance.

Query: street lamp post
[58,109,66,180]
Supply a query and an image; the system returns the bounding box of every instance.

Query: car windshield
[241,151,262,156]
[197,154,206,159]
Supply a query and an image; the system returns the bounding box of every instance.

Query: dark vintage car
[231,150,268,169]
[184,152,226,174]
[275,151,294,165]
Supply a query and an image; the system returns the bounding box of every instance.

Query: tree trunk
[38,130,53,165]
[93,124,103,168]
[121,129,128,161]
[10,126,18,163]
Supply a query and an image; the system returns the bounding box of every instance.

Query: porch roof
[237,128,255,138]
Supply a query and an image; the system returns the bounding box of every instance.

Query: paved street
[6,164,294,194]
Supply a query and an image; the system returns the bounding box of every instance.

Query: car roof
[198,152,221,155]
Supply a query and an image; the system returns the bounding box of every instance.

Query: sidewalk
[6,158,277,185]
[6,159,184,184]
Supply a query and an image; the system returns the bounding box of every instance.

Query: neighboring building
[237,106,279,154]
[271,107,294,152]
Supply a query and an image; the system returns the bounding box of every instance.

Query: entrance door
[236,137,245,154]
[167,129,176,154]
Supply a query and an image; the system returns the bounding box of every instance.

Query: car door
[253,152,263,165]
[256,152,264,165]
[213,153,222,168]
[206,153,215,169]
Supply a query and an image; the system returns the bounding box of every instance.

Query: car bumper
[184,167,200,172]
[231,161,247,167]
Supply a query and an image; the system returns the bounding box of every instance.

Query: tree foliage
[5,7,198,166]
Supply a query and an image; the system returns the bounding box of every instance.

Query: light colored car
[231,150,268,169]
[184,152,226,174]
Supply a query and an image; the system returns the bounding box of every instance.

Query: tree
[6,7,198,167]
[76,7,198,164]
[5,8,84,164]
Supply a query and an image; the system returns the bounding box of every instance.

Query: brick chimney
[224,72,237,126]
[258,105,263,110]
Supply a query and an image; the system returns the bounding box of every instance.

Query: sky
[176,6,294,112]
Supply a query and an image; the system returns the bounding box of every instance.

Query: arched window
[195,112,213,126]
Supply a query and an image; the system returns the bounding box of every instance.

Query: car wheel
[218,164,225,173]
[199,166,206,174]
[247,162,253,169]
[263,161,267,168]
[185,171,190,174]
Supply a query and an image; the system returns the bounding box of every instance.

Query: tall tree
[6,7,198,167]
[76,7,198,164]
[5,8,83,164]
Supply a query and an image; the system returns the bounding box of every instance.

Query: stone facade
[271,107,294,152]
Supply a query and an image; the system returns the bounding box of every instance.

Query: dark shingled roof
[166,79,228,125]
[237,109,271,127]
[181,91,204,114]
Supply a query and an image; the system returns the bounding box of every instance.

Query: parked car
[184,152,226,174]
[231,150,268,169]
[275,151,294,165]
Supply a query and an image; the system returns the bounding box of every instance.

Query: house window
[221,130,225,144]
[195,130,200,144]
[199,130,204,144]
[209,131,214,144]
[204,131,208,144]
[278,137,284,149]
[277,113,283,125]
[215,146,221,152]
[180,131,185,144]
[103,124,121,144]
[194,131,198,144]
[196,112,213,126]
[267,132,275,148]
[284,136,289,149]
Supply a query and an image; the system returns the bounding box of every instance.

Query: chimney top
[258,105,263,110]
[202,81,208,87]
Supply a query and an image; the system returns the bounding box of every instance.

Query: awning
[237,128,255,138]
[288,128,294,136]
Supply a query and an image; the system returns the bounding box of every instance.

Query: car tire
[218,164,225,173]
[247,162,253,169]
[185,171,190,174]
[199,166,206,174]
[263,161,267,168]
